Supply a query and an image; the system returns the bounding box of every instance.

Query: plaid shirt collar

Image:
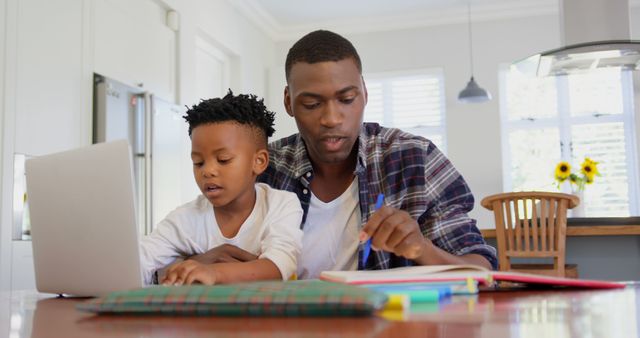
[285,124,369,179]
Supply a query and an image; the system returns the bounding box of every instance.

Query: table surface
[480,218,640,238]
[2,285,638,338]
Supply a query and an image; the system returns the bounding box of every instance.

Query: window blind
[364,70,446,152]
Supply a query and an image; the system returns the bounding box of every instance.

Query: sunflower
[553,157,600,192]
[555,161,571,182]
[581,158,599,180]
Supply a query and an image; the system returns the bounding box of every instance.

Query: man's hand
[161,260,217,286]
[361,205,492,269]
[360,205,428,260]
[187,244,258,264]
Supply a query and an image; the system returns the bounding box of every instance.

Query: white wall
[271,14,562,229]
[267,65,296,141]
[0,0,276,291]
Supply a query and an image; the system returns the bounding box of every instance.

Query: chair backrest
[481,192,579,277]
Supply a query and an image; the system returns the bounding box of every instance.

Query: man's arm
[360,206,492,270]
[187,244,258,264]
[360,135,496,270]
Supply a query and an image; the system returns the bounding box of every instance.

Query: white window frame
[363,68,447,153]
[499,65,640,216]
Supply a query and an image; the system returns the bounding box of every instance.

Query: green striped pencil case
[77,280,388,317]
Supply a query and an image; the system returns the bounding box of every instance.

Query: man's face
[284,58,367,165]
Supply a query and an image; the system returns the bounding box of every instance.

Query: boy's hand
[187,244,258,264]
[360,205,429,260]
[161,260,217,286]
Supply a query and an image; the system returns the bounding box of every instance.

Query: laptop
[25,140,144,297]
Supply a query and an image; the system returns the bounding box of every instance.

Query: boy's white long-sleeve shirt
[140,183,303,284]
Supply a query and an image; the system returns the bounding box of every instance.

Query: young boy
[140,90,303,285]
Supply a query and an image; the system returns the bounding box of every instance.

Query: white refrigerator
[93,73,190,236]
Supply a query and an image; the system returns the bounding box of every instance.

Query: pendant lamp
[458,1,491,103]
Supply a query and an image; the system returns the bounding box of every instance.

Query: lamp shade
[458,76,491,103]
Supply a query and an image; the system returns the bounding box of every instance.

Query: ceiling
[228,0,560,41]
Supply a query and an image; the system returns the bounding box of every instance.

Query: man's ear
[362,76,368,105]
[284,86,293,117]
[253,148,269,175]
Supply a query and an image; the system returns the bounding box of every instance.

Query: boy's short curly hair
[183,90,276,145]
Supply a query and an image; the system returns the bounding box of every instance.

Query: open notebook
[320,265,626,290]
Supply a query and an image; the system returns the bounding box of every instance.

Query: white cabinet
[3,0,88,292]
[13,0,86,156]
[93,0,176,102]
[11,241,35,290]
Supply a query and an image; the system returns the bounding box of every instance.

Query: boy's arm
[257,191,303,280]
[140,219,191,284]
[162,187,304,285]
[161,259,281,285]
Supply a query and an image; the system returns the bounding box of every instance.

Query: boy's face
[190,122,268,209]
[284,58,367,166]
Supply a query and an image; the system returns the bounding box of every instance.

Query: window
[500,67,639,217]
[364,69,447,152]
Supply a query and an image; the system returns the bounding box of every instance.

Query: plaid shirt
[258,123,497,270]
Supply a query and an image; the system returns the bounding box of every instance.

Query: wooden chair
[481,191,580,278]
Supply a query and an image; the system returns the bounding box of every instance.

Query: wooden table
[2,286,638,338]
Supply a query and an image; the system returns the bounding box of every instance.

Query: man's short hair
[183,90,275,145]
[285,30,362,82]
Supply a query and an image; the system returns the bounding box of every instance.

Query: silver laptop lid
[25,140,143,296]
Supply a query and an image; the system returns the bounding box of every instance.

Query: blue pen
[362,193,384,266]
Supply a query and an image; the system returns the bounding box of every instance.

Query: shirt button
[306,172,311,178]
[303,189,308,194]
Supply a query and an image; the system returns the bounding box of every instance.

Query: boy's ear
[253,148,269,175]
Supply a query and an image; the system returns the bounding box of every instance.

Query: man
[258,30,496,279]
[191,30,497,279]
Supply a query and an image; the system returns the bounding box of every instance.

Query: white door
[195,36,230,100]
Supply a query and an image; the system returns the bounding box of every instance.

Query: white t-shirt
[297,179,360,279]
[140,183,303,284]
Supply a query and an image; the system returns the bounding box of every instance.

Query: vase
[571,189,585,218]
